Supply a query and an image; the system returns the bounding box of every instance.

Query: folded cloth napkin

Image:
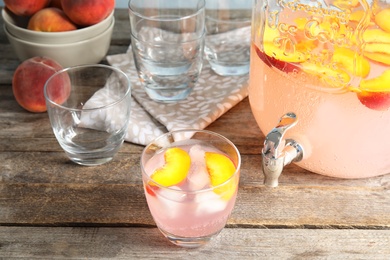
[106,46,249,146]
[78,74,131,134]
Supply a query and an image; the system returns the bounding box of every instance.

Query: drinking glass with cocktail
[140,130,241,248]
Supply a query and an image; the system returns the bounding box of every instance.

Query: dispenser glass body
[249,0,390,178]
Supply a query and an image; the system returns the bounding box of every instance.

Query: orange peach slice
[332,47,370,77]
[205,152,237,200]
[301,47,370,88]
[362,29,390,65]
[306,18,337,42]
[360,70,390,91]
[264,42,307,63]
[263,25,280,44]
[350,10,365,23]
[365,43,390,54]
[263,22,309,64]
[294,17,307,31]
[301,61,350,87]
[364,52,390,65]
[150,147,191,187]
[348,10,375,28]
[375,9,390,33]
[296,40,317,53]
[364,43,390,65]
[363,29,390,44]
[358,70,390,111]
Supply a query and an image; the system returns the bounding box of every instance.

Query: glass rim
[140,129,241,194]
[44,64,131,112]
[128,0,206,22]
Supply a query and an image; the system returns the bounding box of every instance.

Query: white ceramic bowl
[2,8,114,44]
[4,17,114,67]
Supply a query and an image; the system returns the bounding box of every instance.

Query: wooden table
[1,9,389,259]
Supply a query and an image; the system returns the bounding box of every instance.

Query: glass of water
[128,0,205,103]
[44,64,132,166]
[205,0,252,76]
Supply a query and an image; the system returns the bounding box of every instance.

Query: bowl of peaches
[2,0,115,67]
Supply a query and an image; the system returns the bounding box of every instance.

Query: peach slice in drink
[301,61,351,88]
[362,29,390,65]
[375,9,390,33]
[357,69,390,111]
[332,47,370,78]
[363,29,390,44]
[260,15,390,111]
[205,152,237,200]
[364,52,390,66]
[150,147,191,187]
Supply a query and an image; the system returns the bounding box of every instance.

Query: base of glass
[68,155,114,166]
[208,61,249,76]
[158,228,221,248]
[63,140,123,166]
[144,85,193,103]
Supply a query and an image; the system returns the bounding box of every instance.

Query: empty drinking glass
[129,0,206,102]
[44,64,132,166]
[205,0,252,76]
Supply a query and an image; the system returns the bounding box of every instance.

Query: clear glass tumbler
[44,64,132,166]
[128,0,206,103]
[141,129,241,248]
[205,0,252,76]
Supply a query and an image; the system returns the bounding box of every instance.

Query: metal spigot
[262,112,303,187]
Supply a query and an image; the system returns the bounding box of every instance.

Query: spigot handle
[262,113,303,187]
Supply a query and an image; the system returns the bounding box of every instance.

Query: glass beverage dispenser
[249,0,390,186]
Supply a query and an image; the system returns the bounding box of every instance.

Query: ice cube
[143,150,166,177]
[154,185,187,219]
[188,144,205,162]
[157,185,186,202]
[195,190,227,216]
[187,145,211,190]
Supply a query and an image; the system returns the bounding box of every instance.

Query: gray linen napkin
[106,47,249,146]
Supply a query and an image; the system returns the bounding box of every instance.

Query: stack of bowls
[2,8,114,67]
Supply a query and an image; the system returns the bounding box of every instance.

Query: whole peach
[28,8,78,32]
[61,0,115,26]
[4,0,51,17]
[12,57,70,113]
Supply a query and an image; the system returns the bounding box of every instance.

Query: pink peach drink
[141,130,240,248]
[249,0,390,178]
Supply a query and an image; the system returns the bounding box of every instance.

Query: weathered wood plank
[2,148,389,187]
[0,227,389,259]
[0,181,388,228]
[0,152,143,184]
